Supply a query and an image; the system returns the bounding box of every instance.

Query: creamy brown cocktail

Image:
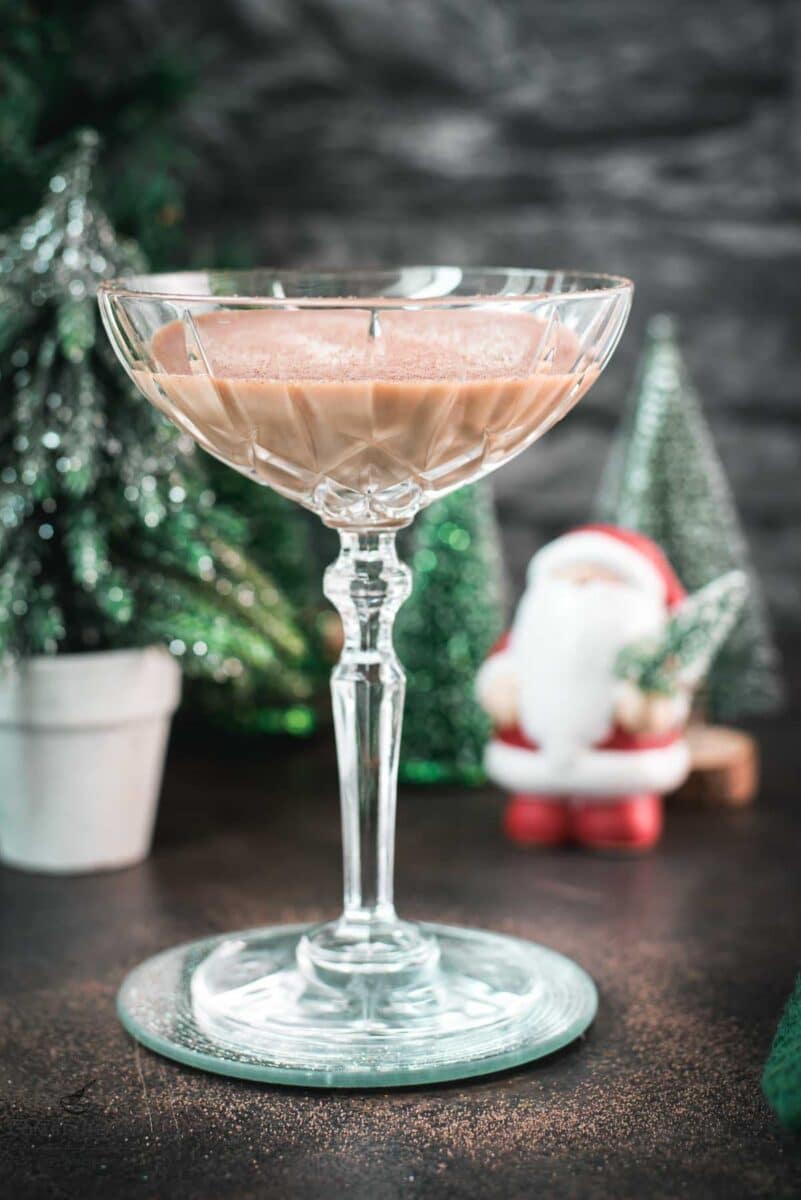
[102,268,633,1087]
[138,307,597,520]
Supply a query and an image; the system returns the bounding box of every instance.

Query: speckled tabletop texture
[3,704,801,1199]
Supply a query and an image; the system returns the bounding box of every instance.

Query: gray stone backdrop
[92,0,801,625]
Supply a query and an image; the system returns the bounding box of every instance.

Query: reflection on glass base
[117,923,597,1088]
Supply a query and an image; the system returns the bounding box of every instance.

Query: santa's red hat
[528,524,686,610]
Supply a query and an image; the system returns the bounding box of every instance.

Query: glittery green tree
[0,130,315,718]
[597,315,782,720]
[615,570,747,696]
[396,482,505,784]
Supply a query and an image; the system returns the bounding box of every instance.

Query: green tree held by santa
[597,314,782,720]
[0,129,315,717]
[396,481,505,784]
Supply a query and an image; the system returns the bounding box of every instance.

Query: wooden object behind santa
[669,724,758,808]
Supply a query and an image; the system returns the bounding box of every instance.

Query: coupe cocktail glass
[99,267,633,1086]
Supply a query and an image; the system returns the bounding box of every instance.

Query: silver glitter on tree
[597,315,782,720]
[615,570,748,696]
[0,129,315,718]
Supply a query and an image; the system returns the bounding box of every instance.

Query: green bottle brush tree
[764,974,801,1133]
[396,481,505,785]
[597,314,782,721]
[0,129,315,716]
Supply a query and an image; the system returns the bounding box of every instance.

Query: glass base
[117,922,597,1088]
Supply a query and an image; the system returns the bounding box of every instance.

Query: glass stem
[323,530,411,934]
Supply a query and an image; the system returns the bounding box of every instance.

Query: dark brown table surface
[2,710,801,1200]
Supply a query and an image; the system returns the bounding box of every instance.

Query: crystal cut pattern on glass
[99,267,632,1087]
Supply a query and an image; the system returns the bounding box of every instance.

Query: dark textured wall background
[89,0,801,623]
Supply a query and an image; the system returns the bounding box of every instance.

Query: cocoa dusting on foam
[150,309,583,384]
[139,308,598,503]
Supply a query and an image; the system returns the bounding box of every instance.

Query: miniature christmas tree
[396,482,505,784]
[596,315,782,720]
[763,971,801,1132]
[615,570,747,697]
[0,129,315,718]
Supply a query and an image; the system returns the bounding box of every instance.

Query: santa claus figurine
[476,524,693,852]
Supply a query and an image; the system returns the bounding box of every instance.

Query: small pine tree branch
[615,571,748,696]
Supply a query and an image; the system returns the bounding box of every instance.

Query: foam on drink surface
[139,307,597,513]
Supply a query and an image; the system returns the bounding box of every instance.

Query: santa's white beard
[511,577,666,761]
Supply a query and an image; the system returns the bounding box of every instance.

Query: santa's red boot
[571,794,663,852]
[503,795,571,847]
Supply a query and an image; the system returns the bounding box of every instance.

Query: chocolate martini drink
[99,268,633,1087]
[137,306,601,522]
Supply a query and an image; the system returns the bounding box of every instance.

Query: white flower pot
[0,646,181,874]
